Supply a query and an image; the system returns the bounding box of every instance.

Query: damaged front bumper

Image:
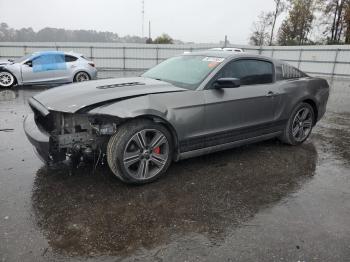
[23,113,50,163]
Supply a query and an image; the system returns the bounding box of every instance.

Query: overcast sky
[0,0,278,44]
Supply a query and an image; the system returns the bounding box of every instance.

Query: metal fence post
[259,45,263,55]
[331,49,340,82]
[297,48,303,69]
[123,46,126,70]
[156,46,159,64]
[90,46,94,60]
[23,45,27,55]
[271,48,275,58]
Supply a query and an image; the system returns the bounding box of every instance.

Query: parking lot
[0,75,349,261]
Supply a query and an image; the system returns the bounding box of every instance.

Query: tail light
[88,63,95,67]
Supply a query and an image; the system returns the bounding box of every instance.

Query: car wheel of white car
[74,72,90,82]
[0,71,16,88]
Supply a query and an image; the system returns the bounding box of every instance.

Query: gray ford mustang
[24,51,329,184]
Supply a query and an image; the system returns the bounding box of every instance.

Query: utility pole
[148,20,151,39]
[224,35,228,48]
[142,0,145,38]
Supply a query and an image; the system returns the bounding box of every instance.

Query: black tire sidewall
[74,71,90,82]
[108,119,174,184]
[285,103,315,145]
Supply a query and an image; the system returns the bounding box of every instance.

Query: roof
[32,50,82,56]
[183,50,274,61]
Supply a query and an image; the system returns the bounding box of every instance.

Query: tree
[321,0,350,44]
[152,34,174,44]
[269,0,287,45]
[345,1,350,43]
[277,0,316,45]
[249,12,273,46]
[0,22,152,43]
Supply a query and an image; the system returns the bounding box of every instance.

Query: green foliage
[346,1,350,43]
[277,0,316,45]
[321,0,350,44]
[152,34,174,44]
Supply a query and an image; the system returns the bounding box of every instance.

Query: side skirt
[177,131,282,161]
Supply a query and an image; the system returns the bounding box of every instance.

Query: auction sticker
[202,57,225,63]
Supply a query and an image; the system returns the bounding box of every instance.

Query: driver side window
[218,59,274,86]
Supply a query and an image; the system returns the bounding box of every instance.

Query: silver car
[24,51,329,184]
[0,51,97,88]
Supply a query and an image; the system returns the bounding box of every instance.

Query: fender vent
[96,82,145,89]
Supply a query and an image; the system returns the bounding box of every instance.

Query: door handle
[266,91,279,97]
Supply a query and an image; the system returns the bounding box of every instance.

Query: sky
[0,0,278,44]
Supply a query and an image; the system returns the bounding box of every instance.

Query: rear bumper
[90,68,98,80]
[23,113,50,163]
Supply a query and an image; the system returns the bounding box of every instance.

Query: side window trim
[210,58,276,88]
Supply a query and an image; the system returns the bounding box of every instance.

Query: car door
[52,54,72,83]
[21,53,67,84]
[203,58,281,143]
[54,54,77,82]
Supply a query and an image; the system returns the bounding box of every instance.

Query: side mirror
[213,78,240,89]
[24,61,32,67]
[7,59,14,63]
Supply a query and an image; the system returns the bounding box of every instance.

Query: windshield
[14,54,33,63]
[142,55,225,90]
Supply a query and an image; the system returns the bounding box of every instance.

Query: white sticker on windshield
[202,57,225,63]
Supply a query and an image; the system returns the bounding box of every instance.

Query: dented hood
[32,77,186,113]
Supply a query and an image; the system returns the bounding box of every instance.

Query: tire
[107,119,174,184]
[279,102,315,145]
[0,71,16,88]
[73,71,90,82]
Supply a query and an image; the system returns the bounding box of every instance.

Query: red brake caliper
[153,147,161,155]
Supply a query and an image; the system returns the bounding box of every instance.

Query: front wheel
[279,102,315,145]
[73,71,90,82]
[0,71,16,88]
[107,119,173,184]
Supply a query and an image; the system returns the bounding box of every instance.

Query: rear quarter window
[282,64,306,79]
[65,55,78,62]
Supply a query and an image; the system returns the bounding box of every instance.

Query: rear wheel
[0,71,16,88]
[280,102,315,145]
[107,119,173,184]
[74,71,90,82]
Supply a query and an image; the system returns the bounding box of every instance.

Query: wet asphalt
[0,76,350,262]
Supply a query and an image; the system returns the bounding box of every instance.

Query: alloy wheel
[292,107,313,142]
[122,129,169,180]
[0,72,14,87]
[75,72,89,82]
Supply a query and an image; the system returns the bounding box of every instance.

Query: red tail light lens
[88,63,95,67]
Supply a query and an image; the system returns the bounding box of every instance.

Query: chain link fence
[0,42,349,79]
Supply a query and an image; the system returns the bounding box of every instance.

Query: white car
[209,47,244,52]
[0,51,97,88]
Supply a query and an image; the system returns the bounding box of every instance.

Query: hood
[32,77,186,113]
[0,59,12,66]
